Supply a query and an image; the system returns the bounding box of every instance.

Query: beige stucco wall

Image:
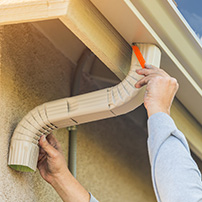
[0,23,72,202]
[0,21,158,202]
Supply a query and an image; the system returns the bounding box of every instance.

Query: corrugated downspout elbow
[8,43,161,172]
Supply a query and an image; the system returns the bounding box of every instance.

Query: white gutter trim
[167,0,202,50]
[8,44,161,172]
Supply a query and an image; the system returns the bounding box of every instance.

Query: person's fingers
[169,77,179,93]
[39,135,58,158]
[135,75,153,88]
[136,68,153,76]
[47,134,58,148]
[136,63,156,75]
[135,73,163,88]
[144,63,157,69]
[46,134,62,153]
[46,133,57,143]
[136,65,168,77]
[38,152,45,161]
[39,146,45,154]
[38,154,46,165]
[145,64,170,77]
[37,155,46,170]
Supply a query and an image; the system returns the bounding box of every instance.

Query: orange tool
[132,45,146,68]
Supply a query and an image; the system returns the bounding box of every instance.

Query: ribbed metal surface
[8,44,161,172]
[8,139,39,171]
[108,44,161,114]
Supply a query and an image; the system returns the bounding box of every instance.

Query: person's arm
[37,134,99,202]
[148,112,202,202]
[136,64,202,202]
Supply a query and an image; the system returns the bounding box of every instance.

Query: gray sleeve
[147,112,202,202]
[89,193,99,202]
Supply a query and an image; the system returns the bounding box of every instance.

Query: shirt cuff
[89,193,99,202]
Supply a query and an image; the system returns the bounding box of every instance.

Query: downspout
[68,49,95,177]
[8,43,161,172]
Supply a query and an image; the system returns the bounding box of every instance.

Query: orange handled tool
[132,45,146,69]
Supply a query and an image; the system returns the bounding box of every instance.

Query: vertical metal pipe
[68,49,94,177]
[68,125,78,178]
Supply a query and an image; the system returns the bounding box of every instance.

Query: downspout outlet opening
[9,165,35,172]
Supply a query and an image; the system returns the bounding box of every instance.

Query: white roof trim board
[0,0,68,25]
[90,0,202,125]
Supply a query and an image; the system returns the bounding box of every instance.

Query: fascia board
[90,0,202,125]
[0,0,68,26]
[60,0,132,80]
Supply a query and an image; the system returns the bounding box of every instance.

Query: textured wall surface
[0,23,73,202]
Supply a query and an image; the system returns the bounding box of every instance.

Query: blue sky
[175,0,202,41]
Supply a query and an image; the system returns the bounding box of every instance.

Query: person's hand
[37,134,90,202]
[37,134,70,184]
[135,64,179,117]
